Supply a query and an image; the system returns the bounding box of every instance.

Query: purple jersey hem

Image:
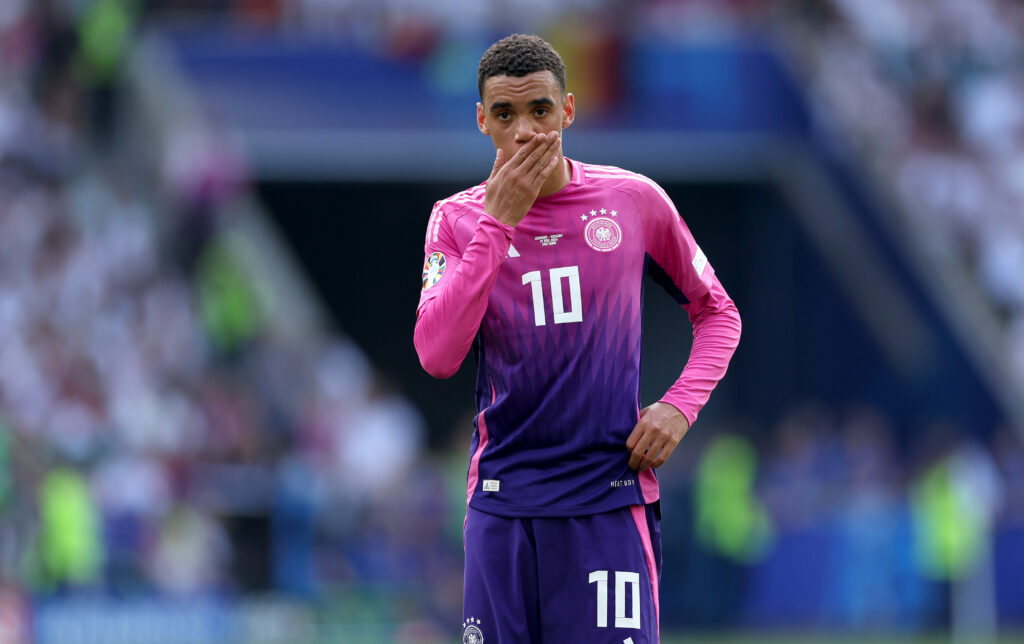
[468,488,658,519]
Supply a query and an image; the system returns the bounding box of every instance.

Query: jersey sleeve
[414,202,514,378]
[637,180,742,427]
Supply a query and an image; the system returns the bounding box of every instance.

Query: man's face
[477,70,574,161]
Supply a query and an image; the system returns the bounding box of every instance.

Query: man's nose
[514,118,536,143]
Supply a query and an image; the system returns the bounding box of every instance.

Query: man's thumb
[489,148,504,178]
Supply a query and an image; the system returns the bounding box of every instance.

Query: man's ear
[477,102,490,135]
[562,92,575,129]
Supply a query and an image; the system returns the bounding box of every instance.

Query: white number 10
[521,266,583,327]
[589,570,641,629]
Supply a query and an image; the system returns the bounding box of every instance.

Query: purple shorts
[463,503,662,643]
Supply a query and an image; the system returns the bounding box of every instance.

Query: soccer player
[414,34,741,643]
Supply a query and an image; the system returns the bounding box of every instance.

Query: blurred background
[1,0,1023,642]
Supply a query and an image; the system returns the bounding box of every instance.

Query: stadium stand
[781,0,1024,394]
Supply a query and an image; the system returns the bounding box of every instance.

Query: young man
[414,34,741,643]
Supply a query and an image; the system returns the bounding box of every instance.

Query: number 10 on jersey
[521,266,583,326]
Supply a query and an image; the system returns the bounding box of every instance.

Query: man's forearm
[414,214,514,378]
[659,281,742,425]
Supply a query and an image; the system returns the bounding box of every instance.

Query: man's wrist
[656,399,693,428]
[484,211,517,228]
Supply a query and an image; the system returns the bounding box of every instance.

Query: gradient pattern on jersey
[415,160,741,517]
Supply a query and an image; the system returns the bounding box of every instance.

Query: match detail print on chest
[511,205,626,257]
[504,205,628,328]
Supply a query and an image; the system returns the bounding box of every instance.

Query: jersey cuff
[478,212,516,239]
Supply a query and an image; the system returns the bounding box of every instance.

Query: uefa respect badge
[422,252,446,289]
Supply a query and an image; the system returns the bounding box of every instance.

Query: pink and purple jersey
[414,159,741,518]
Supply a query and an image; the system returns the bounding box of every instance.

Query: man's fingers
[499,132,559,181]
[625,405,654,453]
[508,131,554,175]
[637,445,660,471]
[505,132,545,168]
[533,142,561,184]
[625,424,643,451]
[527,133,561,180]
[516,132,556,179]
[638,437,671,471]
[651,442,676,469]
[628,430,654,470]
[628,403,689,471]
[636,444,658,471]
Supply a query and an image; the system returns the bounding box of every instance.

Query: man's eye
[535,109,548,117]
[497,112,511,120]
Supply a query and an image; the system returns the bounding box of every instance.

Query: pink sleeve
[414,205,514,378]
[639,182,742,427]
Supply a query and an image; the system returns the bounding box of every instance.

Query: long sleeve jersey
[414,159,741,517]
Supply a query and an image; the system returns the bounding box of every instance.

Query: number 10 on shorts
[588,570,641,629]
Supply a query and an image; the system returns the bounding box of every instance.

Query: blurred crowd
[147,0,769,41]
[785,0,1024,390]
[661,404,1024,631]
[0,0,429,614]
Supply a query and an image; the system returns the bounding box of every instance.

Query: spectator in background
[827,407,918,631]
[37,467,103,591]
[761,404,836,529]
[74,0,139,146]
[910,427,1002,635]
[148,504,231,596]
[990,425,1024,527]
[685,432,773,627]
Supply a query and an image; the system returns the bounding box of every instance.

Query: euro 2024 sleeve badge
[462,616,483,643]
[422,252,446,289]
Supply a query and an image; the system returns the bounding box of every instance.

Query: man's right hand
[484,132,561,227]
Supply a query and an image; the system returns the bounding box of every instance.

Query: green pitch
[664,635,1024,644]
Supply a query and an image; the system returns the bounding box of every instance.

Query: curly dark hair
[477,34,566,100]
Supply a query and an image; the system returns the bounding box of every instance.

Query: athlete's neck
[537,156,570,198]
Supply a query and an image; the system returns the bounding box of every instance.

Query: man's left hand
[626,402,690,471]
